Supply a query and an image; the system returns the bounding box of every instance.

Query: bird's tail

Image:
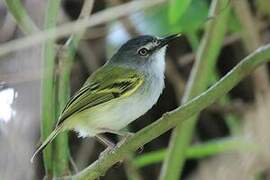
[30,124,63,163]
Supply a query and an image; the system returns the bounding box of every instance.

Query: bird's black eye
[153,39,160,45]
[138,48,149,56]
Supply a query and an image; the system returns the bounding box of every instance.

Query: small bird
[31,34,180,162]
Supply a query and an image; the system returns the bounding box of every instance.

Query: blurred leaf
[227,12,242,33]
[256,0,270,16]
[177,0,209,32]
[136,0,208,36]
[168,0,192,25]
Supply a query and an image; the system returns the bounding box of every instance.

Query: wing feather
[57,65,144,125]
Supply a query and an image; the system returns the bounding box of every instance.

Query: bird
[31,34,180,162]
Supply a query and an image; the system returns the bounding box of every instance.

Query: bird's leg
[97,128,144,154]
[98,128,134,147]
[97,128,135,164]
[69,154,78,173]
[95,134,115,148]
[112,130,143,153]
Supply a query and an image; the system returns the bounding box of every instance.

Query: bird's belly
[69,79,164,137]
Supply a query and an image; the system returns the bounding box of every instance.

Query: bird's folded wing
[57,66,144,125]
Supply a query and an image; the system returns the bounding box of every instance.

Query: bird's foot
[96,134,116,159]
[138,145,144,153]
[98,128,134,147]
[96,129,134,158]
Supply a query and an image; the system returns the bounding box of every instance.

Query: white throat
[150,46,166,77]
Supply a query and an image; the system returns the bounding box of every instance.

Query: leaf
[134,0,208,36]
[227,12,242,33]
[168,0,192,25]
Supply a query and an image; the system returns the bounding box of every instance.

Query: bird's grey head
[109,34,180,71]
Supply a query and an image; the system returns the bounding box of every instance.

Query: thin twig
[4,0,39,34]
[177,33,241,66]
[0,0,167,57]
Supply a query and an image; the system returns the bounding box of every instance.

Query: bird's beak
[158,33,181,49]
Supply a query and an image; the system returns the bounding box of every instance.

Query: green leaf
[227,12,242,33]
[137,0,208,36]
[168,0,192,25]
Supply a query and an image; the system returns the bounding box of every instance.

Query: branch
[4,0,39,34]
[0,0,167,57]
[72,43,270,179]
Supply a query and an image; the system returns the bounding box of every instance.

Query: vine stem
[159,0,230,179]
[42,0,61,177]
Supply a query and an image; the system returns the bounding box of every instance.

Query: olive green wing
[57,65,144,125]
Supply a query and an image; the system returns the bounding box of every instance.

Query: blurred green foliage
[168,0,192,25]
[140,0,208,35]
